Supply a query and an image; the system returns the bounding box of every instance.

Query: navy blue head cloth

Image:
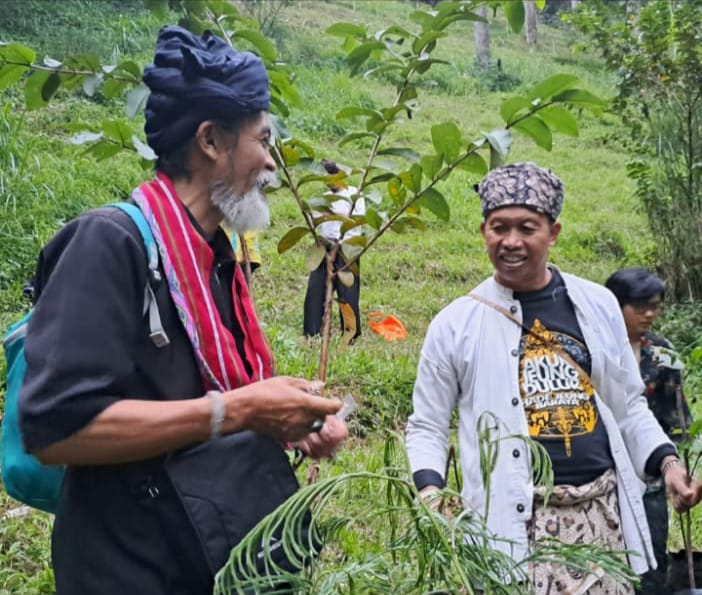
[143,26,270,157]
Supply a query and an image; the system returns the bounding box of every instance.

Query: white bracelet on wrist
[206,390,225,440]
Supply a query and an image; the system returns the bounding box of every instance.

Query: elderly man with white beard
[18,26,346,595]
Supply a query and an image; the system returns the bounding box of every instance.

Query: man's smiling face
[480,206,561,292]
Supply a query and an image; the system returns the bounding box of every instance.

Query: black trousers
[303,252,361,339]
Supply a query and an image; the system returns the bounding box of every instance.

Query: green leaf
[535,0,546,8]
[500,95,531,125]
[24,70,52,109]
[102,120,132,145]
[235,29,277,62]
[409,9,435,30]
[538,105,579,137]
[416,187,450,221]
[126,85,150,119]
[341,243,363,262]
[305,244,326,271]
[116,60,142,80]
[337,270,355,288]
[502,0,525,33]
[408,56,450,76]
[132,135,156,161]
[377,25,413,40]
[367,172,395,185]
[400,164,423,193]
[69,53,101,72]
[277,227,310,254]
[456,152,488,176]
[0,42,36,66]
[83,139,122,161]
[388,177,406,203]
[281,145,300,167]
[326,22,367,38]
[297,174,332,187]
[552,88,607,109]
[482,129,512,158]
[346,40,385,75]
[336,106,382,120]
[363,62,405,79]
[377,147,420,163]
[420,154,443,180]
[365,117,388,135]
[527,74,579,102]
[512,114,552,151]
[391,216,426,233]
[431,122,462,162]
[399,85,418,104]
[412,30,446,55]
[342,234,367,247]
[364,208,384,230]
[339,132,377,147]
[0,63,28,90]
[41,71,60,102]
[269,68,301,108]
[102,78,127,99]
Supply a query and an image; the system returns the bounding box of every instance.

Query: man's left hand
[295,415,348,460]
[664,459,702,512]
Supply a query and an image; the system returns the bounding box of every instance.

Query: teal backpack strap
[109,202,170,348]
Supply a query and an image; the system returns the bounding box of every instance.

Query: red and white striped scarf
[132,172,273,391]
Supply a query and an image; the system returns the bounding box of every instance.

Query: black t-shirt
[19,206,240,595]
[515,269,615,486]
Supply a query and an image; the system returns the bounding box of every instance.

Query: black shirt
[515,269,615,486]
[20,205,238,595]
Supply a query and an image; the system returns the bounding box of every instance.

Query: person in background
[303,159,364,341]
[605,267,694,595]
[230,231,262,273]
[406,162,702,594]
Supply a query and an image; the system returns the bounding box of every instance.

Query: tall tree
[525,0,538,45]
[474,5,490,69]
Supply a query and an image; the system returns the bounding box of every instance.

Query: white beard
[210,171,275,235]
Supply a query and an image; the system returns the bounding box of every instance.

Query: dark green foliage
[567,0,702,299]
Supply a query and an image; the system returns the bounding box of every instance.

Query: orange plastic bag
[367,311,408,341]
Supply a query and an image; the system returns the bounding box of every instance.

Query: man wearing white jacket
[406,162,701,594]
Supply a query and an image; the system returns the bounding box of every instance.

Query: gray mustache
[258,170,280,190]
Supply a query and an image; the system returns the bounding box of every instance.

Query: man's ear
[194,120,224,163]
[549,221,562,246]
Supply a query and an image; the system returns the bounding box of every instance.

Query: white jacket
[406,269,671,574]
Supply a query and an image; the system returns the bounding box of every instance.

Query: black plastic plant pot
[668,550,702,594]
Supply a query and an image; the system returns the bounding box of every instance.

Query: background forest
[0,0,701,593]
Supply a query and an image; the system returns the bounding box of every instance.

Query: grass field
[1,1,701,592]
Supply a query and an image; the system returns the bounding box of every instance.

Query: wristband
[206,390,225,439]
[661,458,683,479]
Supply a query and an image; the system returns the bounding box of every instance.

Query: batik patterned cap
[476,162,564,220]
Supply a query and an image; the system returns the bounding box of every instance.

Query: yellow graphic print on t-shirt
[519,319,596,456]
